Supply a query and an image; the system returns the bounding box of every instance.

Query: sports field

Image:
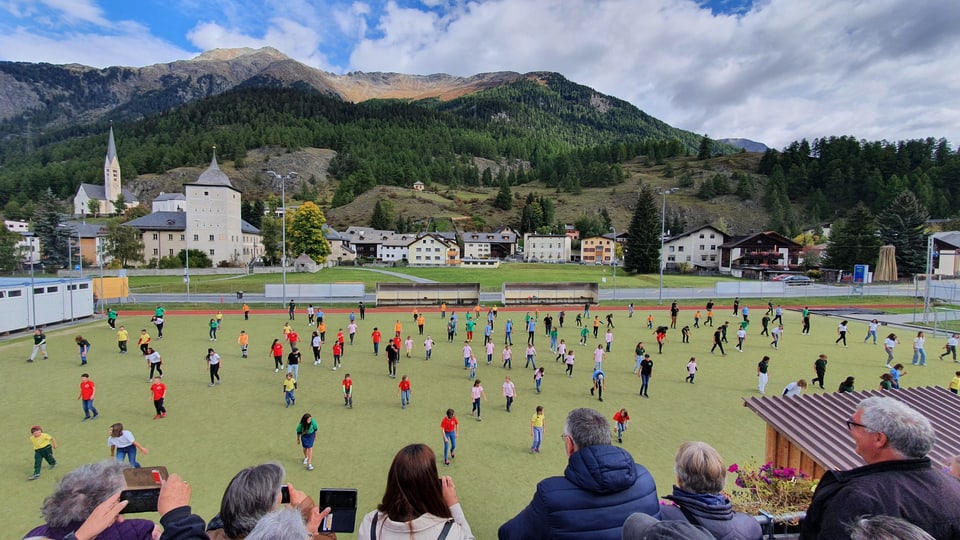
[2,303,955,538]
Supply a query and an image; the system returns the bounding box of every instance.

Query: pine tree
[494,177,513,210]
[32,188,69,269]
[624,186,661,273]
[370,200,394,230]
[877,191,929,275]
[697,135,713,160]
[823,203,882,272]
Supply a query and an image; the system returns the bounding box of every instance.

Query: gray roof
[123,212,260,235]
[933,231,960,249]
[463,231,517,243]
[105,126,118,164]
[61,221,108,237]
[240,219,259,234]
[123,212,186,231]
[153,192,186,202]
[191,152,238,192]
[78,183,138,203]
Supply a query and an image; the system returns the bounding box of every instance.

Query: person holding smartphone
[359,443,474,539]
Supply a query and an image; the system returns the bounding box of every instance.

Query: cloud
[348,0,960,148]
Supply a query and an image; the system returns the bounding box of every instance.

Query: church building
[73,127,139,216]
[124,149,262,266]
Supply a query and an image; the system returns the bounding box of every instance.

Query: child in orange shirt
[237,330,249,358]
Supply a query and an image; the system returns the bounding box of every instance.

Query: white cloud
[348,0,960,148]
[0,26,193,67]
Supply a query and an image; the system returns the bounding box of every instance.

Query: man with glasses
[801,397,960,539]
[498,408,660,539]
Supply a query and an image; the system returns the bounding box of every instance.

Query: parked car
[776,274,813,285]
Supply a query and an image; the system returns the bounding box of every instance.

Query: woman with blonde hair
[659,441,762,539]
[359,443,474,539]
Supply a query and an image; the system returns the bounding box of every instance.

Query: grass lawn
[2,304,955,538]
[121,265,741,295]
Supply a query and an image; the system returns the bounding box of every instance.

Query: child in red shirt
[150,378,167,418]
[440,408,458,466]
[271,339,284,373]
[342,374,353,408]
[397,375,411,409]
[613,408,630,444]
[332,341,343,371]
[372,328,382,356]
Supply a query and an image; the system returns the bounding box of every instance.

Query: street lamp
[609,226,617,301]
[266,170,298,305]
[658,189,667,305]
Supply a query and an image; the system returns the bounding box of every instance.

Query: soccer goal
[932,307,960,336]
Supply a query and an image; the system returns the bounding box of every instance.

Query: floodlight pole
[658,189,666,305]
[610,226,617,301]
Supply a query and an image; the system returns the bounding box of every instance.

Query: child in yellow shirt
[950,371,960,395]
[28,425,57,480]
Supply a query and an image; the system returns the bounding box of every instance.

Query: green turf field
[2,304,955,538]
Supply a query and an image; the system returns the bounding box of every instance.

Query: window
[34,288,44,295]
[8,290,21,297]
[152,233,159,240]
[700,245,705,250]
[180,234,185,241]
[193,235,199,241]
[168,234,173,240]
[668,256,676,262]
[209,235,215,241]
[686,256,691,262]
[209,249,215,256]
[710,255,717,261]
[169,249,174,256]
[699,234,704,238]
[710,245,716,250]
[153,248,159,255]
[678,246,684,252]
[710,234,715,239]
[47,286,58,293]
[701,255,708,262]
[669,246,675,253]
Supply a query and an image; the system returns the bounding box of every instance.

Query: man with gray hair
[498,407,660,539]
[800,397,960,539]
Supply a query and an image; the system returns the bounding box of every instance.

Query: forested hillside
[0,74,712,214]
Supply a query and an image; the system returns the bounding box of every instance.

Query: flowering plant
[727,460,817,516]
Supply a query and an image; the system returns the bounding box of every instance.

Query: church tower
[103,126,121,212]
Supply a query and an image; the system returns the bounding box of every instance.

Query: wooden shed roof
[744,386,960,472]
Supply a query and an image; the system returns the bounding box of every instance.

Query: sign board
[853,264,869,284]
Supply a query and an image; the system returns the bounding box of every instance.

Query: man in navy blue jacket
[498,407,660,540]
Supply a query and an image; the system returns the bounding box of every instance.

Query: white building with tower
[124,149,262,266]
[73,127,139,216]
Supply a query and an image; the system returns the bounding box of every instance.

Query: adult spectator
[206,463,327,540]
[658,441,762,539]
[23,460,157,539]
[498,408,660,539]
[359,443,474,539]
[800,397,960,539]
[846,515,935,540]
[246,509,309,540]
[621,512,713,540]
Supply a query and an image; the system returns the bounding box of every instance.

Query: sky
[1,0,959,150]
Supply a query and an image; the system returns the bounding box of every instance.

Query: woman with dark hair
[24,460,157,539]
[659,441,762,540]
[358,444,474,539]
[297,413,318,471]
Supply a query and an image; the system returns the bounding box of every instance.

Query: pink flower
[728,464,739,473]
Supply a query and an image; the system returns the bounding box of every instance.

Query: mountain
[719,138,768,152]
[0,47,538,137]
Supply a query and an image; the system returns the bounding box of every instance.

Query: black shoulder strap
[437,520,454,540]
[370,511,378,540]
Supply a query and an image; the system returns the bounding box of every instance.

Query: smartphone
[318,488,358,533]
[119,466,168,514]
[281,484,290,504]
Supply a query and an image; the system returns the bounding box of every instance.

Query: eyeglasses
[845,419,869,431]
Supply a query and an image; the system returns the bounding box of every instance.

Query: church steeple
[103,125,122,211]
